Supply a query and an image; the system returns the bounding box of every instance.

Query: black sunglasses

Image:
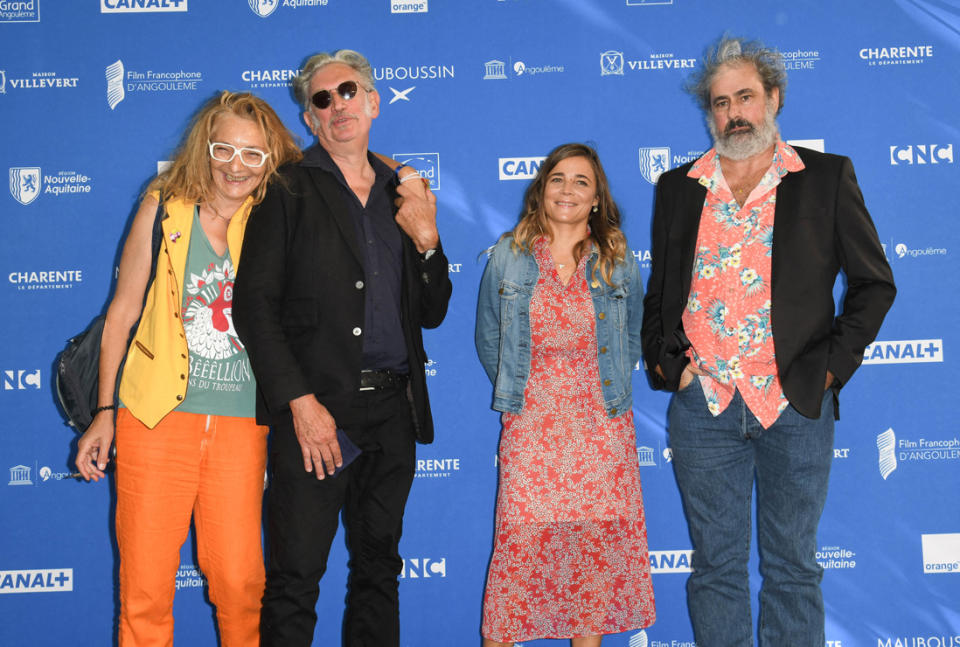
[311,80,361,110]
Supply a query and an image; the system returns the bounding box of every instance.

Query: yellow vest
[119,195,251,428]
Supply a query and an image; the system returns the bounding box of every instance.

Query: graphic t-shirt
[177,207,255,417]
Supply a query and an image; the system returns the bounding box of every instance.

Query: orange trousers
[115,408,268,647]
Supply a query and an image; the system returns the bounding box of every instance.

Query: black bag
[55,202,165,432]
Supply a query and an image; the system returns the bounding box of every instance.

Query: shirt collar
[300,144,396,188]
[688,138,805,195]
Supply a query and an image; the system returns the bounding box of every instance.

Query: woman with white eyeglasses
[74,91,301,646]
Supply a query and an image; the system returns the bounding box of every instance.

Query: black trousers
[260,386,416,647]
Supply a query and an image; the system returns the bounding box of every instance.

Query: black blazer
[232,161,452,442]
[641,146,896,419]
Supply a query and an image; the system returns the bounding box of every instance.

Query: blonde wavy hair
[507,143,627,286]
[147,91,302,205]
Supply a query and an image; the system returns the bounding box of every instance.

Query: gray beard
[709,108,780,161]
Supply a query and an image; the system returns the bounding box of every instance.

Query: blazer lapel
[305,166,365,268]
[770,168,803,300]
[678,176,707,300]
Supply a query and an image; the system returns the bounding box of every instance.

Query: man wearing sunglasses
[233,49,452,647]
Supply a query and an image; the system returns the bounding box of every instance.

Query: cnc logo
[392,153,439,190]
[400,557,446,578]
[3,369,41,390]
[101,0,187,12]
[890,144,953,165]
[9,167,40,205]
[499,156,545,181]
[600,50,624,76]
[639,147,670,184]
[0,569,73,593]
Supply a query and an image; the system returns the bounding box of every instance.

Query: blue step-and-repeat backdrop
[2,1,959,646]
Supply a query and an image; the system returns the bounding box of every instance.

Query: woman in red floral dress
[476,143,656,646]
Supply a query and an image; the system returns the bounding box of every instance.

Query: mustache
[724,118,755,136]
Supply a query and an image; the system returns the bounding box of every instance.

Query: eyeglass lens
[210,143,267,167]
[311,80,359,110]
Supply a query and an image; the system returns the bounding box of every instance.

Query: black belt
[359,369,408,391]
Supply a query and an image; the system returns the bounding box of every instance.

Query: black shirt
[301,145,408,373]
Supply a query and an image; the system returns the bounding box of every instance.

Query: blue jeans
[667,378,834,647]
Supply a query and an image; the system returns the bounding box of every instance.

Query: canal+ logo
[0,568,74,593]
[862,339,943,365]
[499,156,545,181]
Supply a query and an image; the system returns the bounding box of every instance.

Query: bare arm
[75,197,158,481]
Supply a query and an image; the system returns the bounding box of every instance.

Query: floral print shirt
[682,140,805,429]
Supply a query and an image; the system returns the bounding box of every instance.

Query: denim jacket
[475,236,644,418]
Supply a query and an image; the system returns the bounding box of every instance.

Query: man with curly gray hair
[642,35,895,646]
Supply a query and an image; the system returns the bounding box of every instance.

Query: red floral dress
[481,239,656,642]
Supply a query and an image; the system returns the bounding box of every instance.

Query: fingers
[316,438,343,478]
[76,439,107,482]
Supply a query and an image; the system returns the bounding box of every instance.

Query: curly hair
[686,35,787,115]
[507,143,627,287]
[147,91,302,205]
